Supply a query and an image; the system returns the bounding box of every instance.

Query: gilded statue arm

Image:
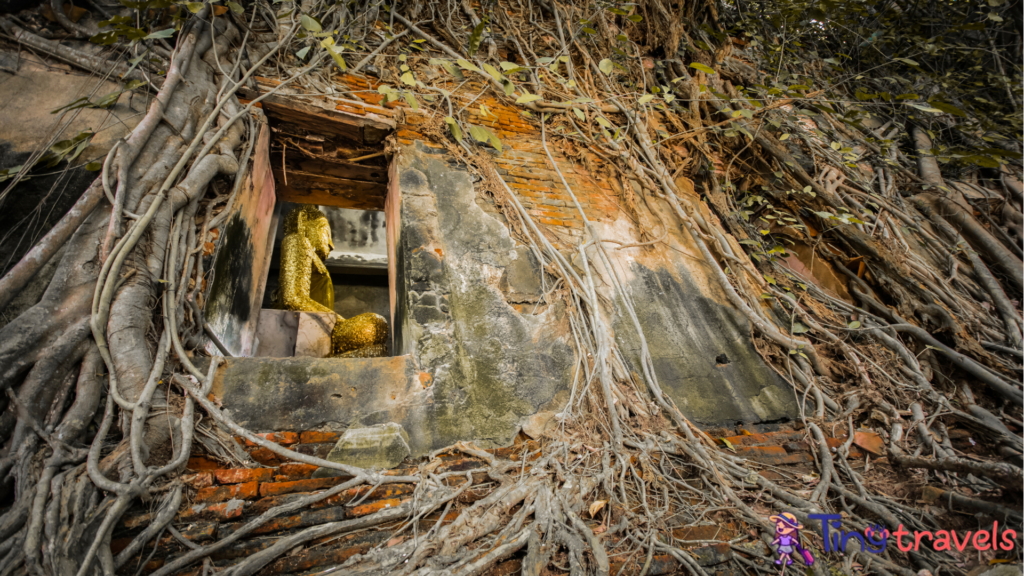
[279,235,337,315]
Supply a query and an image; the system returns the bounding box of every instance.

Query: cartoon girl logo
[770,512,815,569]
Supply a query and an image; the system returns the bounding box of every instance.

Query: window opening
[245,99,393,359]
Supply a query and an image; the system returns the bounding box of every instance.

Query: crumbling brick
[214,468,274,484]
[299,431,340,444]
[196,481,259,503]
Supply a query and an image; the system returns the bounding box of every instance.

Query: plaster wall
[0,56,142,327]
[209,77,796,457]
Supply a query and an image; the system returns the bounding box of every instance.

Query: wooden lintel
[272,168,386,211]
[238,87,395,145]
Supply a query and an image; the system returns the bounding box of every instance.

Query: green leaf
[792,322,809,334]
[51,97,91,114]
[689,62,716,75]
[444,116,463,142]
[186,2,204,13]
[638,94,654,105]
[516,93,542,104]
[226,1,243,13]
[848,321,861,329]
[400,71,415,86]
[779,133,789,140]
[300,14,321,32]
[482,63,504,82]
[596,117,611,128]
[456,59,482,74]
[626,14,642,22]
[581,27,597,34]
[45,131,93,168]
[324,45,347,71]
[403,92,419,110]
[295,46,310,59]
[598,59,614,75]
[499,61,521,71]
[92,91,122,109]
[720,438,736,453]
[572,107,585,121]
[145,28,175,39]
[469,125,490,143]
[503,80,515,96]
[763,275,776,285]
[929,102,966,117]
[467,22,486,56]
[85,161,103,171]
[488,130,502,152]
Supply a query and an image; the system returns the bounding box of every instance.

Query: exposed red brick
[187,456,223,470]
[182,472,214,489]
[179,499,247,523]
[214,468,274,485]
[248,448,286,466]
[195,481,259,503]
[261,540,374,573]
[319,483,416,509]
[299,431,340,444]
[259,477,351,498]
[243,431,299,446]
[349,497,406,518]
[279,462,319,478]
[732,445,813,466]
[535,217,565,226]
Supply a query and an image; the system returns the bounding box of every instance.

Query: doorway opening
[246,97,394,358]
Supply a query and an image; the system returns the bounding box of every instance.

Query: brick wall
[253,74,625,242]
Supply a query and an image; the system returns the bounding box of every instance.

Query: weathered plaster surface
[393,143,574,450]
[590,201,796,426]
[0,58,142,326]
[213,142,793,457]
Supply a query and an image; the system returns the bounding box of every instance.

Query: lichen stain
[205,213,255,343]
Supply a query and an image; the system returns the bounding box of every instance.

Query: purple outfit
[775,534,796,554]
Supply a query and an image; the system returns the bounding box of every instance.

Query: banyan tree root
[0,0,1020,574]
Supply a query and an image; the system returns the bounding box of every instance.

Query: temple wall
[193,72,799,456]
[0,55,142,329]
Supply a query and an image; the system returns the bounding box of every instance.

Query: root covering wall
[215,74,795,453]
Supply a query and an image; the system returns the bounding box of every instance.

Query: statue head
[284,205,333,260]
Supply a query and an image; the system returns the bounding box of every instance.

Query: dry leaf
[853,430,885,456]
[589,500,607,518]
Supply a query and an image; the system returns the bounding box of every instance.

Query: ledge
[205,355,427,436]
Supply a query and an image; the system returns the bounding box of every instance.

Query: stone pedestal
[315,423,411,474]
[254,309,335,358]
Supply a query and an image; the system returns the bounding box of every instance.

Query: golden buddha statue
[277,205,389,358]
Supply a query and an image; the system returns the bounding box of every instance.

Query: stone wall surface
[212,73,798,456]
[0,56,142,328]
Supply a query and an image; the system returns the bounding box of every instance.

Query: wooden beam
[238,87,394,145]
[272,168,386,211]
[291,157,387,183]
